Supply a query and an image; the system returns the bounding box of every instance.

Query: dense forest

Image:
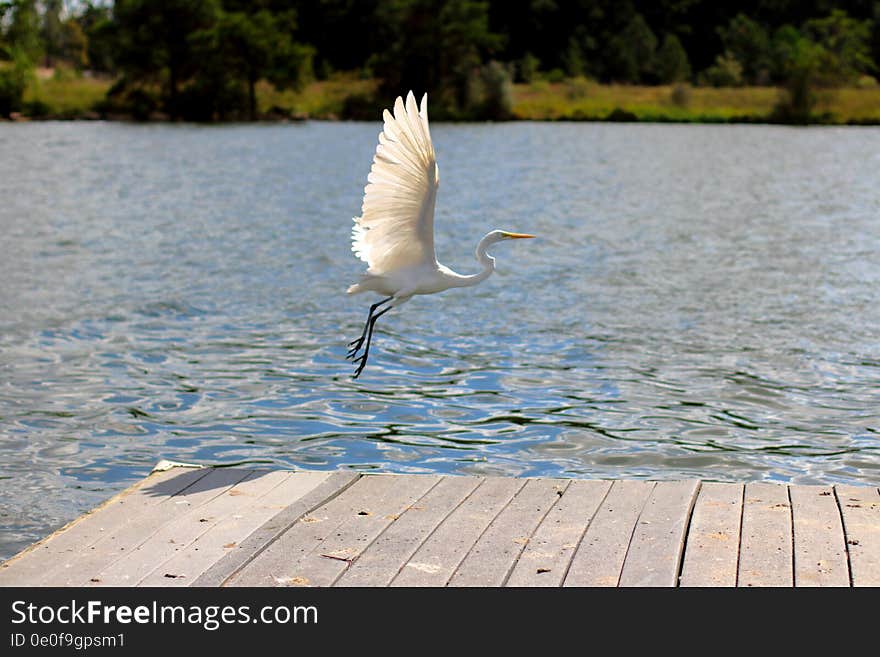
[1,1,879,120]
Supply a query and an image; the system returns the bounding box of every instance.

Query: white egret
[346,91,535,378]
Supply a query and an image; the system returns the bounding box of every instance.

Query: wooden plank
[193,471,358,587]
[0,467,214,586]
[506,479,612,587]
[137,471,330,586]
[449,479,569,587]
[0,469,223,586]
[619,480,700,587]
[336,475,481,587]
[280,475,441,587]
[738,482,793,587]
[227,474,408,586]
[50,468,252,586]
[790,484,849,587]
[835,485,880,587]
[88,470,284,586]
[391,477,524,587]
[563,480,655,587]
[679,483,744,587]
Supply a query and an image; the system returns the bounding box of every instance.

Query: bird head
[489,230,536,243]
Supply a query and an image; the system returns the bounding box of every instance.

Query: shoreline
[7,77,880,126]
[3,112,880,126]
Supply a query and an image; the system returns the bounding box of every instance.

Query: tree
[607,13,657,83]
[41,0,63,66]
[0,3,9,60]
[370,0,502,117]
[114,0,220,118]
[655,33,691,83]
[770,25,804,83]
[873,3,880,78]
[718,14,772,84]
[803,9,873,85]
[191,8,313,120]
[276,0,378,76]
[563,36,585,77]
[773,34,824,122]
[516,51,539,83]
[700,52,743,87]
[76,2,116,73]
[6,0,42,64]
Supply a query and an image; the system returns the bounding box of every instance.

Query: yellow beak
[501,232,536,239]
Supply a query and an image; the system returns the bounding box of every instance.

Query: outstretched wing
[352,91,438,274]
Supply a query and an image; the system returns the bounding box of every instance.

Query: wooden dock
[1,464,878,587]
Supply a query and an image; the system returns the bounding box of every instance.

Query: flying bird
[346,91,535,378]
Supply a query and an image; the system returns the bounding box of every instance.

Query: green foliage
[565,75,592,100]
[190,8,314,120]
[370,0,502,117]
[874,3,880,75]
[41,0,62,65]
[0,50,29,116]
[114,0,221,117]
[607,13,657,83]
[468,59,512,119]
[656,34,691,83]
[544,68,566,83]
[772,36,824,122]
[718,14,771,84]
[516,52,539,83]
[563,37,585,78]
[77,2,116,73]
[6,0,42,64]
[3,0,880,124]
[700,53,743,87]
[803,10,874,84]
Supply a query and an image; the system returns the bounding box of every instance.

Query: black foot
[346,338,364,360]
[352,354,368,379]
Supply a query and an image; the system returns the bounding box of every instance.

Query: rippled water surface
[1,121,879,559]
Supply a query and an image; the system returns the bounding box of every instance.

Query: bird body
[346,91,534,378]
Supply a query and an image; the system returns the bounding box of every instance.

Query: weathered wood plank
[449,479,568,587]
[193,471,359,587]
[563,480,655,587]
[391,477,524,587]
[5,468,877,589]
[89,470,285,586]
[137,471,330,586]
[506,480,612,587]
[336,475,481,587]
[790,484,849,587]
[618,480,700,587]
[54,468,253,586]
[679,482,744,587]
[738,482,793,587]
[227,474,408,586]
[0,467,210,586]
[835,485,880,587]
[282,475,441,587]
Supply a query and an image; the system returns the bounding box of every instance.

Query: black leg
[347,296,392,360]
[352,306,391,379]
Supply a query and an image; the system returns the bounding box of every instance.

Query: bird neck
[452,233,497,288]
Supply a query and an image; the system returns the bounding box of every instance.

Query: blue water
[1,121,879,559]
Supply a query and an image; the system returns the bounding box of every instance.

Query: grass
[23,69,112,117]
[511,79,880,123]
[256,75,378,119]
[10,70,880,124]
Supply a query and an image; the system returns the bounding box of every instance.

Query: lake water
[1,120,879,560]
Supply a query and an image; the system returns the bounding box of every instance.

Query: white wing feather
[352,91,438,274]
